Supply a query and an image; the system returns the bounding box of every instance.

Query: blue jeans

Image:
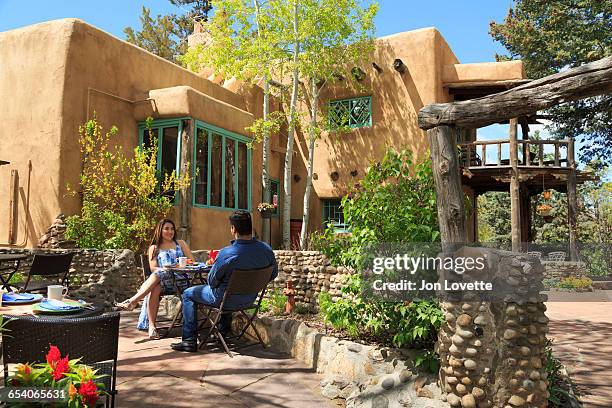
[181,285,217,341]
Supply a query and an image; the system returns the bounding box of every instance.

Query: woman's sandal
[148,327,161,340]
[114,299,135,311]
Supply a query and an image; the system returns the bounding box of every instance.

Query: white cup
[47,285,68,301]
[178,257,188,268]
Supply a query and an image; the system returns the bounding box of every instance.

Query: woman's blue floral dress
[137,243,189,330]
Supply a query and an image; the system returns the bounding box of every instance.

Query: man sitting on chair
[171,210,278,352]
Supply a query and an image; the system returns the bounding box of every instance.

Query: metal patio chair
[197,265,274,358]
[2,312,120,408]
[16,252,75,294]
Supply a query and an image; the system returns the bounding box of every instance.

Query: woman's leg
[147,283,161,329]
[128,274,161,304]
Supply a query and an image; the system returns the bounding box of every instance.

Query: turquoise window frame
[191,120,252,212]
[328,96,372,129]
[262,178,280,217]
[137,118,189,206]
[322,199,349,233]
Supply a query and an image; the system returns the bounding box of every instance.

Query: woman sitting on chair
[115,218,196,339]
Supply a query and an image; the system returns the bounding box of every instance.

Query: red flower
[78,379,99,407]
[46,345,61,365]
[51,356,70,381]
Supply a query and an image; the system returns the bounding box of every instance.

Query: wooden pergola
[418,56,612,259]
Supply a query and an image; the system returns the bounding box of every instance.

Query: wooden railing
[458,138,573,168]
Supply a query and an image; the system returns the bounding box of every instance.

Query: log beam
[419,56,612,130]
[427,126,466,244]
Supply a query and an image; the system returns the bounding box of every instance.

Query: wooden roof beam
[419,56,612,130]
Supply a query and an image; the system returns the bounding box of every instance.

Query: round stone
[474,315,487,325]
[464,359,477,370]
[447,376,459,385]
[462,303,473,311]
[450,357,464,368]
[514,370,525,378]
[381,377,395,390]
[472,339,482,347]
[457,314,473,326]
[504,329,518,340]
[449,344,461,356]
[478,377,487,386]
[447,393,461,406]
[452,334,466,346]
[519,360,529,368]
[530,357,542,369]
[508,395,526,406]
[466,348,478,357]
[457,328,475,339]
[472,386,485,399]
[529,370,541,380]
[461,377,472,385]
[522,379,535,390]
[399,369,413,383]
[461,394,476,408]
[519,346,531,356]
[456,383,467,395]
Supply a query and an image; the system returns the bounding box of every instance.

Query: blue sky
[0,0,513,64]
[4,0,590,165]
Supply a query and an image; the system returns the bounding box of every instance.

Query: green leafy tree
[65,116,191,252]
[182,0,378,249]
[169,0,213,21]
[490,0,612,166]
[124,6,194,63]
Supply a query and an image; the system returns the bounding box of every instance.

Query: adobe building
[0,19,524,250]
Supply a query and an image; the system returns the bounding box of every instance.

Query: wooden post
[520,119,529,165]
[509,118,521,252]
[427,126,467,244]
[567,138,578,261]
[8,170,18,245]
[520,186,531,243]
[178,119,194,244]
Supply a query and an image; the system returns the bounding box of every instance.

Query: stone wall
[438,249,549,408]
[0,248,140,308]
[36,214,75,249]
[541,261,587,280]
[271,250,352,306]
[233,315,448,408]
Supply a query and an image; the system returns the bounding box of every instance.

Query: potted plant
[536,203,554,222]
[7,344,107,407]
[257,202,276,219]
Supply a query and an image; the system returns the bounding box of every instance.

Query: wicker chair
[198,265,274,357]
[2,312,120,407]
[16,252,75,294]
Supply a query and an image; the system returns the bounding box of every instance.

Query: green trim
[190,120,252,212]
[328,96,372,129]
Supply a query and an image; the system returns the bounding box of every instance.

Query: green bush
[65,116,190,252]
[267,289,287,316]
[545,340,581,407]
[558,276,592,290]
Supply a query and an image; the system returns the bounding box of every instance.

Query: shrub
[65,115,190,252]
[545,340,581,407]
[558,276,592,291]
[267,288,287,316]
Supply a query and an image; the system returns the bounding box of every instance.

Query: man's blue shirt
[207,238,278,309]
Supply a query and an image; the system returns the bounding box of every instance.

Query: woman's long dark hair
[150,218,178,260]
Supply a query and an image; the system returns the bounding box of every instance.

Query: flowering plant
[8,344,106,407]
[257,202,276,212]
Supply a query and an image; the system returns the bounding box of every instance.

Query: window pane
[225,138,236,208]
[238,142,248,209]
[210,133,223,207]
[323,199,346,230]
[161,127,179,200]
[194,128,208,205]
[142,128,158,151]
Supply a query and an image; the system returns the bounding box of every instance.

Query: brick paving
[546,295,612,408]
[115,311,334,408]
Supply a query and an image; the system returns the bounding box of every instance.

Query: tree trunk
[418,56,612,130]
[178,119,193,244]
[282,1,300,249]
[253,0,271,244]
[567,137,578,261]
[300,78,318,249]
[427,126,466,244]
[509,118,521,252]
[261,79,271,244]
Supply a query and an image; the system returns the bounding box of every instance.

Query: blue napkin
[3,292,36,302]
[39,299,80,311]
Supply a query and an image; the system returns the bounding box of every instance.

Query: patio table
[0,254,29,291]
[0,299,103,320]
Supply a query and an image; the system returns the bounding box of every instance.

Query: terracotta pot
[543,190,552,200]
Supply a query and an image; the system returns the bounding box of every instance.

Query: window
[262,178,280,217]
[329,96,372,129]
[138,119,184,203]
[323,199,349,233]
[193,121,251,210]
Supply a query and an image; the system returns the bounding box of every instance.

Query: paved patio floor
[115,311,334,408]
[546,295,612,408]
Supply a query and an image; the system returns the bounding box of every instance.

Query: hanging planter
[543,190,552,200]
[537,203,553,222]
[257,202,276,219]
